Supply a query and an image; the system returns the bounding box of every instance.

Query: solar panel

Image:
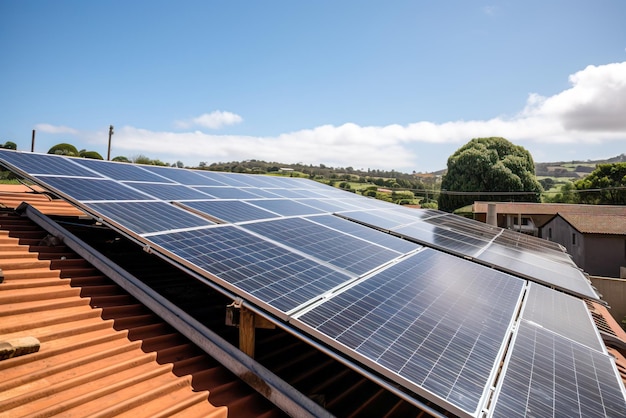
[37,177,154,202]
[148,226,353,314]
[295,249,525,417]
[73,158,173,182]
[89,201,214,235]
[0,149,102,177]
[2,150,621,417]
[140,165,226,185]
[124,182,213,201]
[489,320,626,418]
[192,186,263,199]
[178,200,278,223]
[308,214,421,254]
[477,243,598,299]
[246,199,326,217]
[241,217,404,275]
[521,283,604,351]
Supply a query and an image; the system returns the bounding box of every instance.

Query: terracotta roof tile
[473,201,626,216]
[0,211,283,418]
[557,212,626,235]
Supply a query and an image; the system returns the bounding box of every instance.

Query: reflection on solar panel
[308,214,421,254]
[521,283,603,351]
[74,158,173,182]
[179,200,277,223]
[148,226,352,314]
[293,198,360,212]
[193,186,263,199]
[89,201,214,235]
[241,217,403,275]
[477,244,598,299]
[246,199,326,217]
[490,320,626,418]
[140,165,225,185]
[40,177,154,201]
[296,249,525,417]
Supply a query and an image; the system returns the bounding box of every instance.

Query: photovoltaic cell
[140,165,226,185]
[477,244,598,299]
[37,177,154,201]
[296,249,525,416]
[246,199,326,217]
[521,283,604,351]
[393,222,489,256]
[124,182,213,201]
[0,149,102,177]
[292,199,360,213]
[179,200,278,223]
[308,215,421,254]
[490,320,626,418]
[148,226,353,313]
[73,158,174,182]
[241,217,402,275]
[192,186,263,200]
[89,201,214,234]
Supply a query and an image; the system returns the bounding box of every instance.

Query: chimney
[487,203,497,226]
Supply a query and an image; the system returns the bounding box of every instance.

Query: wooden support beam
[239,306,256,358]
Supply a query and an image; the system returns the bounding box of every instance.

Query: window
[572,233,576,245]
[548,228,552,239]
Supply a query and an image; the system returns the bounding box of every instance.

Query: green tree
[112,156,131,163]
[79,149,104,159]
[48,143,79,156]
[439,137,542,212]
[1,141,17,150]
[574,162,626,205]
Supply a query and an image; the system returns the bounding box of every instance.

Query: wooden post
[31,130,36,152]
[107,125,114,161]
[239,306,256,358]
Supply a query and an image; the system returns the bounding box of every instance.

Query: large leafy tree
[575,162,626,205]
[1,141,17,150]
[439,137,542,212]
[48,143,79,156]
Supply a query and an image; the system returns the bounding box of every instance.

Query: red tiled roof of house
[559,212,626,235]
[473,201,626,216]
[0,184,85,216]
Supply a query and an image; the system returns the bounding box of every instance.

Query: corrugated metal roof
[0,209,284,418]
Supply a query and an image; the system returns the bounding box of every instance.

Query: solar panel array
[1,149,623,417]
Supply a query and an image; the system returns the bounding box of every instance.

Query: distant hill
[535,154,626,179]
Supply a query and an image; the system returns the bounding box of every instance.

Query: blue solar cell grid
[193,186,264,200]
[179,200,278,223]
[125,182,213,201]
[308,215,421,254]
[39,177,154,202]
[140,165,226,185]
[241,217,403,275]
[0,149,102,177]
[89,201,214,235]
[490,320,626,418]
[297,249,525,416]
[246,199,326,217]
[148,226,353,314]
[74,158,174,182]
[521,283,604,351]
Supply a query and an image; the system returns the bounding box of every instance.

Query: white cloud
[34,123,79,135]
[175,110,243,129]
[520,61,626,132]
[52,62,626,171]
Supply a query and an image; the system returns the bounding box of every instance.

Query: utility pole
[31,130,36,152]
[107,125,114,161]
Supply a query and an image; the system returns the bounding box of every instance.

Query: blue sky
[1,1,625,172]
